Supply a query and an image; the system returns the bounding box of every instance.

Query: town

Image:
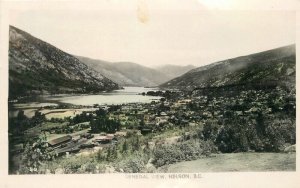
[9,85,296,173]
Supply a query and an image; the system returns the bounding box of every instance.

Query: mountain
[76,56,172,87]
[9,26,119,98]
[160,45,296,91]
[154,64,196,78]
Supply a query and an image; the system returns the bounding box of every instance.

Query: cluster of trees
[68,108,123,133]
[9,110,46,135]
[143,90,178,100]
[70,112,93,125]
[201,114,295,153]
[53,123,90,134]
[90,117,120,133]
[18,135,57,174]
[187,86,296,153]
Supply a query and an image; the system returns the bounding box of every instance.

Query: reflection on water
[14,87,162,107]
[44,87,162,105]
[9,87,162,118]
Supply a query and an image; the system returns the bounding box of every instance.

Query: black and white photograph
[1,0,299,187]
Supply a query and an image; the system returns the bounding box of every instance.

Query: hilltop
[77,56,194,87]
[9,26,119,98]
[154,64,196,79]
[160,45,295,91]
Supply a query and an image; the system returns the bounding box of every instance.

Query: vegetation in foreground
[163,152,296,172]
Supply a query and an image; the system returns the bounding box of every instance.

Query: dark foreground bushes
[152,139,217,167]
[203,115,296,153]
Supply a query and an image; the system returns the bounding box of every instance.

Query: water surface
[21,87,162,106]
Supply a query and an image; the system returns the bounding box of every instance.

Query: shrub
[19,135,56,174]
[152,139,216,167]
[153,145,183,167]
[116,152,146,173]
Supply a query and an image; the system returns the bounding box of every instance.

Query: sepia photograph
[1,0,300,187]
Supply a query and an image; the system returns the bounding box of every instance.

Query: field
[162,152,296,172]
[40,108,98,119]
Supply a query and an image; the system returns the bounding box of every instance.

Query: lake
[43,87,162,106]
[9,87,162,118]
[11,87,162,108]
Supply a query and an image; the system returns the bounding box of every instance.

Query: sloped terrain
[160,45,295,91]
[77,56,173,87]
[9,26,119,98]
[154,64,196,79]
[163,152,296,172]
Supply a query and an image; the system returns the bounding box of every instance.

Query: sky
[9,0,296,68]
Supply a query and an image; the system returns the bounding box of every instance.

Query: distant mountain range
[77,56,195,87]
[154,64,196,79]
[160,45,296,91]
[9,26,119,98]
[10,25,294,99]
[8,26,196,98]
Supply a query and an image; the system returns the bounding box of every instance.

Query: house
[114,131,127,137]
[80,133,94,139]
[202,111,212,118]
[160,112,168,116]
[48,135,72,147]
[72,135,81,142]
[143,114,151,123]
[79,143,95,149]
[235,111,244,116]
[93,135,114,144]
[155,116,169,125]
[141,128,152,135]
[64,147,80,154]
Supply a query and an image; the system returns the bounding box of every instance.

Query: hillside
[9,26,119,98]
[77,56,172,87]
[162,153,296,172]
[154,64,196,78]
[160,45,296,91]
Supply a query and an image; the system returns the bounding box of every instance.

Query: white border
[0,1,299,188]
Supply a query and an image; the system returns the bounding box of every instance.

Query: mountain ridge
[154,64,196,79]
[9,26,119,98]
[76,56,195,87]
[160,44,296,91]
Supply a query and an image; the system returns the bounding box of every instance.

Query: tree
[122,140,128,153]
[111,144,118,160]
[143,142,151,158]
[17,110,27,120]
[19,134,55,174]
[106,147,111,161]
[90,117,120,133]
[132,136,140,151]
[31,111,46,126]
[95,108,106,117]
[140,117,145,127]
[255,112,266,137]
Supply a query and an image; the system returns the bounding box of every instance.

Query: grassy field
[161,152,296,172]
[40,108,98,119]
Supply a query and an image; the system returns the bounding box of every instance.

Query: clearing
[162,152,296,172]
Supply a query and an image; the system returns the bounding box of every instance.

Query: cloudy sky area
[9,0,295,67]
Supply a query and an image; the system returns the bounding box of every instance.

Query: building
[114,131,127,137]
[47,135,72,147]
[80,133,94,139]
[93,135,114,144]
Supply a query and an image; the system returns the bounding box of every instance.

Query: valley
[8,26,296,174]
